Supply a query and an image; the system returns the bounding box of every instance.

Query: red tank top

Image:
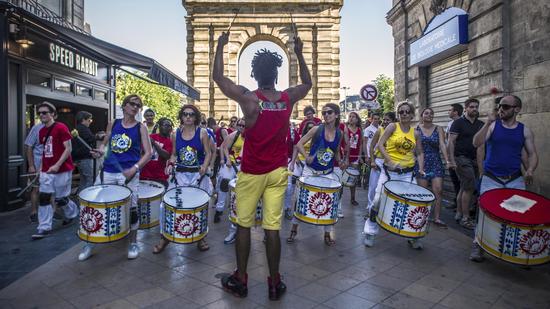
[241,90,292,174]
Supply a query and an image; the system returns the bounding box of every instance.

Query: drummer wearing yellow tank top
[363,101,426,249]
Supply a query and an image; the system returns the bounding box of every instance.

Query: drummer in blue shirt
[286,103,348,246]
[78,94,152,261]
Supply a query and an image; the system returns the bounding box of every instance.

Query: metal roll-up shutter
[427,51,469,126]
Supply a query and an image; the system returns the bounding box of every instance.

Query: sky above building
[85,0,394,100]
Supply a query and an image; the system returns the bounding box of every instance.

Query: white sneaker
[127,243,140,259]
[224,230,237,244]
[454,212,463,223]
[363,234,375,247]
[338,210,344,218]
[408,239,423,250]
[78,244,93,261]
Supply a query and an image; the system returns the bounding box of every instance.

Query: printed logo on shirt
[259,100,287,111]
[111,133,132,153]
[396,136,415,155]
[349,133,359,149]
[44,136,53,158]
[316,147,334,167]
[179,145,198,166]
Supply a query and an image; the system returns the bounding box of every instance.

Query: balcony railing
[4,0,87,34]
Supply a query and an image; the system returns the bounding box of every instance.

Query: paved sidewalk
[1,189,550,309]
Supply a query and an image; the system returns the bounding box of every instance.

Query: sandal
[351,200,359,206]
[153,238,169,254]
[324,233,335,246]
[197,239,210,252]
[433,219,448,229]
[286,230,297,244]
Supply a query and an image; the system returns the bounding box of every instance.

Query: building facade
[387,0,550,194]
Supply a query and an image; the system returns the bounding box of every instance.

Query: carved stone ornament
[430,0,447,15]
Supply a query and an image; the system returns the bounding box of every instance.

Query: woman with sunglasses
[415,107,449,228]
[78,95,153,261]
[363,101,425,249]
[287,103,347,246]
[153,104,213,253]
[344,111,363,206]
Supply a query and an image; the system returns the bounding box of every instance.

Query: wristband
[134,164,140,172]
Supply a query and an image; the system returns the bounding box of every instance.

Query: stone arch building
[182,0,343,119]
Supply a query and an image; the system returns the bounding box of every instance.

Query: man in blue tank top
[470,95,538,262]
[78,94,152,261]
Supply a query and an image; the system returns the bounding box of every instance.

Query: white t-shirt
[363,124,379,158]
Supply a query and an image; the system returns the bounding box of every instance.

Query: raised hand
[218,32,229,47]
[294,37,303,54]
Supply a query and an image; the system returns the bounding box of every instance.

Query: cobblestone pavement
[1,188,550,309]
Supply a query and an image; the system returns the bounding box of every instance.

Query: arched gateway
[183,0,343,119]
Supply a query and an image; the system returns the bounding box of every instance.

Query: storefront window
[76,85,92,97]
[54,79,73,93]
[27,71,51,88]
[94,89,108,101]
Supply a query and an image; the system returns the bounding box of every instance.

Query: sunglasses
[321,110,335,116]
[182,112,196,118]
[230,120,237,123]
[498,104,516,111]
[38,111,50,115]
[398,110,411,115]
[128,102,142,109]
[237,124,245,128]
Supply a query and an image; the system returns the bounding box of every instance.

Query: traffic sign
[360,84,378,102]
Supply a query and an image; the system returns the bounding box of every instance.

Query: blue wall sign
[409,14,468,66]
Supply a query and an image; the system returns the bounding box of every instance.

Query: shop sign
[48,43,99,77]
[410,14,468,66]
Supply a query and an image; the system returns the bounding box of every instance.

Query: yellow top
[230,134,245,163]
[298,140,311,161]
[373,127,385,159]
[385,123,416,168]
[146,123,155,134]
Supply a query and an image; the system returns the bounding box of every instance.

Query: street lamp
[341,86,350,117]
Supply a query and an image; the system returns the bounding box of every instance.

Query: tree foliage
[116,71,185,124]
[374,74,395,114]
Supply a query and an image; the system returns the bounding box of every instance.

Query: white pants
[37,171,79,231]
[284,161,303,211]
[292,165,342,233]
[215,165,237,212]
[95,171,140,230]
[363,168,416,235]
[479,175,525,195]
[367,158,385,212]
[170,171,213,196]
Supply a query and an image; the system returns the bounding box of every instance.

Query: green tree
[374,74,395,113]
[116,71,185,124]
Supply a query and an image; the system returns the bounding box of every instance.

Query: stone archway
[183,0,343,119]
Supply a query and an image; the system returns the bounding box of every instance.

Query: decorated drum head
[300,176,341,190]
[139,181,165,199]
[163,186,210,209]
[384,181,435,203]
[479,188,550,226]
[79,185,131,203]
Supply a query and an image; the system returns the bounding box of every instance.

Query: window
[54,79,72,93]
[94,89,108,101]
[76,84,91,97]
[27,70,51,88]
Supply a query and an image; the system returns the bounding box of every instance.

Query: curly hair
[178,104,201,126]
[251,48,283,87]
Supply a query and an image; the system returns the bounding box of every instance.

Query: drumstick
[227,8,240,32]
[289,12,298,38]
[19,173,38,177]
[71,129,93,151]
[16,173,39,198]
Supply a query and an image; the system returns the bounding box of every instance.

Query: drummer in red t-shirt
[298,105,322,135]
[32,102,79,239]
[344,112,363,206]
[140,118,173,187]
[214,32,312,300]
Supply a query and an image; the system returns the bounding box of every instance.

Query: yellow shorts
[235,167,288,230]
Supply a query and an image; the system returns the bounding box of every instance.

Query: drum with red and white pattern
[78,185,131,243]
[376,181,435,238]
[161,186,209,244]
[476,188,550,266]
